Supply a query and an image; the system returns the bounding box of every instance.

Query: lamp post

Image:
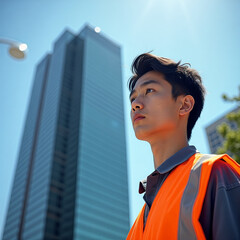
[0,38,28,59]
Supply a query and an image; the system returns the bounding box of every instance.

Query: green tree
[217,87,240,163]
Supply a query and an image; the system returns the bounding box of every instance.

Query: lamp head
[9,43,28,59]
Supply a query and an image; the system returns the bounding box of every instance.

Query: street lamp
[0,38,28,59]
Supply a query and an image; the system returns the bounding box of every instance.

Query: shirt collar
[139,145,198,193]
[157,145,198,174]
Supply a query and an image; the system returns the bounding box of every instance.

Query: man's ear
[179,95,195,116]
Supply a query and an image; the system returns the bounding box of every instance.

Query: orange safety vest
[127,153,240,240]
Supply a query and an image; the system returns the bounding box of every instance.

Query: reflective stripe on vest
[127,153,240,240]
[178,154,214,239]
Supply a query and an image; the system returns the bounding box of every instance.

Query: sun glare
[19,43,28,51]
[94,27,101,33]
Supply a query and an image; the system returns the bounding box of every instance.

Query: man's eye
[130,98,135,103]
[146,88,154,94]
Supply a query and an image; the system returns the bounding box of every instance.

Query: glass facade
[2,25,129,240]
[74,27,129,239]
[2,54,51,240]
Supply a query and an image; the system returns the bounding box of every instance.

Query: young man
[127,53,240,240]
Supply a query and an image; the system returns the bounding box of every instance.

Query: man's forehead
[133,71,165,89]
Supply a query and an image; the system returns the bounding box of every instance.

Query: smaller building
[205,107,240,155]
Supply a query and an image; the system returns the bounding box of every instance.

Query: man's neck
[149,134,189,169]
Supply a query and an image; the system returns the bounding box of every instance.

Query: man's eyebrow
[129,80,161,99]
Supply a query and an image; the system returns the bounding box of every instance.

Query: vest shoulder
[192,153,240,174]
[210,160,240,188]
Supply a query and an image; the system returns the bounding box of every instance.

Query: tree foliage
[217,87,240,163]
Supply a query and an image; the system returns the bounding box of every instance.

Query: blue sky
[1,0,239,236]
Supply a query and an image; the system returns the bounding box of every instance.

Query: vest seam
[217,182,240,191]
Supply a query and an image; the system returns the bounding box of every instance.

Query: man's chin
[135,131,150,141]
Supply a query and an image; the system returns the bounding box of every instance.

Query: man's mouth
[133,114,145,123]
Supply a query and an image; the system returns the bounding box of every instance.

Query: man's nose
[132,99,144,112]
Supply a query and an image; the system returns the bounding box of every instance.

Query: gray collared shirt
[139,145,240,239]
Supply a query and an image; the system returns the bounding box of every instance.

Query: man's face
[130,71,182,141]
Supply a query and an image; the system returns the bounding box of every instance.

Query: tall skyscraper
[205,106,239,155]
[2,25,129,240]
